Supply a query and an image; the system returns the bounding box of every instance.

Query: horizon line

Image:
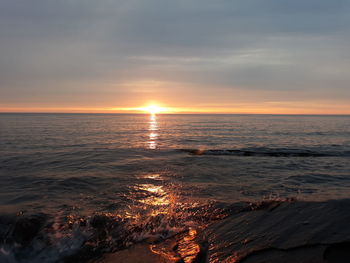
[1,112,350,116]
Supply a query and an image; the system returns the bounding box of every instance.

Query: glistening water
[0,113,349,262]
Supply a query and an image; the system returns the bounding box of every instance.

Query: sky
[0,0,350,114]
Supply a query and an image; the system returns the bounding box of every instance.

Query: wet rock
[0,214,16,241]
[249,200,281,211]
[79,218,87,227]
[193,239,209,263]
[205,199,350,263]
[242,245,328,263]
[12,213,47,246]
[324,242,350,263]
[64,244,104,263]
[90,214,121,230]
[90,215,110,229]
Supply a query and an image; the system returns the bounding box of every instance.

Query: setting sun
[112,104,176,114]
[140,105,167,114]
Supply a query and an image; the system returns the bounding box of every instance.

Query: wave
[0,201,228,263]
[0,198,295,263]
[180,148,350,157]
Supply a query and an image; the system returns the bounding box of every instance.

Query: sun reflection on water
[141,173,162,180]
[132,181,176,217]
[122,173,176,220]
[148,114,158,149]
[123,173,207,262]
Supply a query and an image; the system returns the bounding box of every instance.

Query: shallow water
[0,113,349,262]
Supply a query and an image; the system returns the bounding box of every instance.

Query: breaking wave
[0,198,295,263]
[0,207,224,262]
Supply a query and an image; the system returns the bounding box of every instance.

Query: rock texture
[94,199,350,263]
[205,199,350,263]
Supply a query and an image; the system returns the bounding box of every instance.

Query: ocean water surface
[0,113,349,262]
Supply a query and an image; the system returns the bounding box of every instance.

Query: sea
[0,113,349,262]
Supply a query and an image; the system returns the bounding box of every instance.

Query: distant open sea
[0,113,349,262]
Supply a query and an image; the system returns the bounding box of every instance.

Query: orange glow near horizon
[1,101,350,115]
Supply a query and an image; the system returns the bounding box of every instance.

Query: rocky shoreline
[97,199,350,263]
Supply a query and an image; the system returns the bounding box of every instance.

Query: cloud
[0,0,349,110]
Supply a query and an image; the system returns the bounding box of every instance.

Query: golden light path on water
[125,171,202,262]
[133,173,175,217]
[148,113,158,150]
[123,173,174,219]
[124,115,202,262]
